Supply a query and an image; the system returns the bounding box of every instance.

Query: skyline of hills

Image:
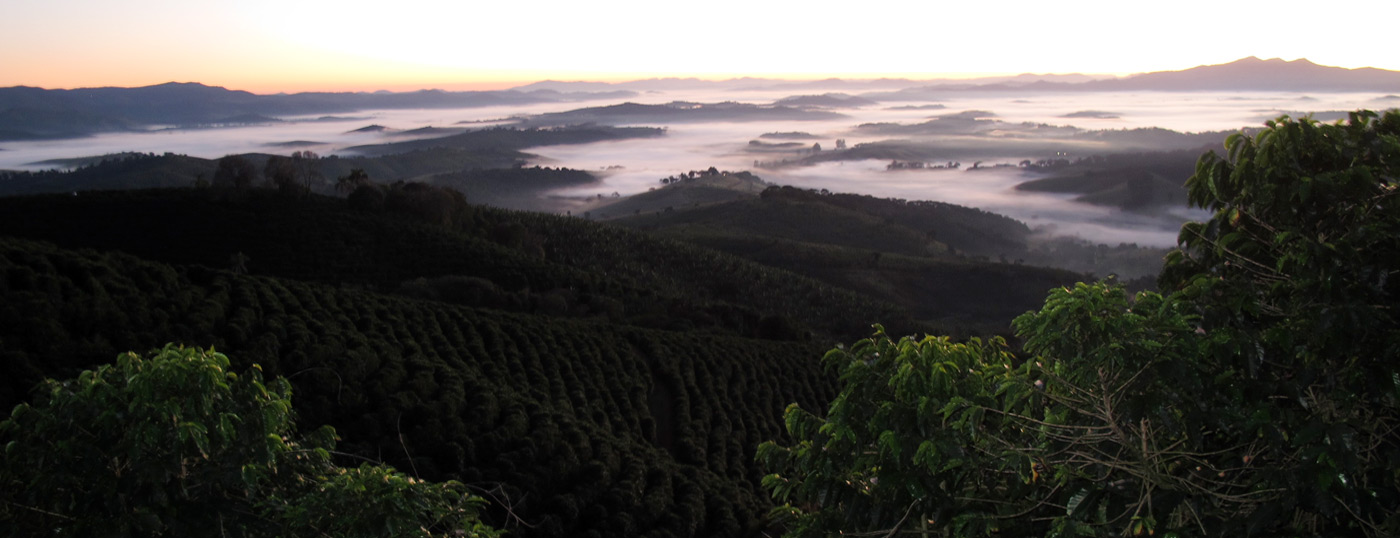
[511,57,1400,93]
[1089,56,1400,91]
[0,83,636,141]
[861,57,1400,99]
[2,57,1397,142]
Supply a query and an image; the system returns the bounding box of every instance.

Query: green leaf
[1066,488,1090,516]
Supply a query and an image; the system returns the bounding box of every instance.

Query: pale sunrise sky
[3,0,1397,93]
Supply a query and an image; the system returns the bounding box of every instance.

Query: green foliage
[1159,109,1400,536]
[0,344,499,537]
[757,328,1036,538]
[757,289,1209,537]
[1164,110,1400,382]
[761,111,1400,537]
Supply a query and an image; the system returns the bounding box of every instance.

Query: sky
[3,0,1398,93]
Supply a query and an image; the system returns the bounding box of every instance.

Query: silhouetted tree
[266,151,324,195]
[347,184,386,212]
[291,151,324,193]
[213,155,257,189]
[264,156,299,193]
[336,168,371,194]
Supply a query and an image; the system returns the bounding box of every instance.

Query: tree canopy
[758,110,1400,537]
[0,345,501,538]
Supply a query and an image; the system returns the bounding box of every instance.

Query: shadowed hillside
[0,186,925,538]
[0,235,835,538]
[0,126,664,206]
[608,184,1086,332]
[1014,148,1206,210]
[0,188,922,341]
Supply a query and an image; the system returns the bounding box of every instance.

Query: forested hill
[754,186,1032,255]
[0,235,834,537]
[0,126,664,202]
[0,188,919,341]
[605,182,1090,328]
[343,125,665,157]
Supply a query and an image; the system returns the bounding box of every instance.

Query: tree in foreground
[0,345,502,538]
[758,110,1400,537]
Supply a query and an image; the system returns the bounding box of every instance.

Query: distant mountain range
[1093,57,1400,92]
[2,58,1396,142]
[863,57,1400,100]
[510,101,848,128]
[0,82,634,141]
[509,73,1112,93]
[519,58,1400,95]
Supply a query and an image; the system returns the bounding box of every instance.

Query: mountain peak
[1243,56,1316,65]
[1225,56,1316,67]
[1108,56,1399,91]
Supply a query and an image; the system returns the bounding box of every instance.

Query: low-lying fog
[1,87,1389,247]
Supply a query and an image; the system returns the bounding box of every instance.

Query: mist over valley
[4,58,1392,253]
[6,1,1400,531]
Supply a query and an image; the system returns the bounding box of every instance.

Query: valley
[2,56,1398,537]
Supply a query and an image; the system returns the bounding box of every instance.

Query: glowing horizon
[4,0,1398,94]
